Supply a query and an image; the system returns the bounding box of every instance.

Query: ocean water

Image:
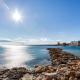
[0,44,80,68]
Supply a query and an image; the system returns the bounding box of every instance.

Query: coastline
[0,48,80,80]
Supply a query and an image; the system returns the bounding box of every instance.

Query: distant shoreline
[28,44,80,47]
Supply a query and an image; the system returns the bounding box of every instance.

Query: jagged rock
[0,67,28,80]
[35,65,46,73]
[7,67,27,79]
[47,48,80,66]
[20,73,34,80]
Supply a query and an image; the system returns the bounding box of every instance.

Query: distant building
[62,43,69,46]
[70,41,80,46]
[57,42,69,46]
[78,41,80,46]
[57,42,61,46]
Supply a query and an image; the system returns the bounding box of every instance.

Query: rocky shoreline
[0,48,80,80]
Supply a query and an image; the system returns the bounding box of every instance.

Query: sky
[0,0,80,43]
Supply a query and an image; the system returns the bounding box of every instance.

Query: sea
[0,44,80,68]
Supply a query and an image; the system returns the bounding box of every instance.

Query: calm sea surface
[0,44,80,68]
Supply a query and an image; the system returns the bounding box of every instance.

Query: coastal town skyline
[0,39,80,45]
[0,0,80,43]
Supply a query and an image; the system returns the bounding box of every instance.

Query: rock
[21,73,34,80]
[7,67,27,79]
[35,65,46,73]
[0,69,9,75]
[47,48,80,66]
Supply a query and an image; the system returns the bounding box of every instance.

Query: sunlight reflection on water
[2,45,34,68]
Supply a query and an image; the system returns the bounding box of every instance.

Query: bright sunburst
[12,9,22,23]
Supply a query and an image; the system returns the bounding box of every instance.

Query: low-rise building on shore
[57,41,80,46]
[70,41,80,46]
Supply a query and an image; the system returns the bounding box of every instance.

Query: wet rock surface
[47,48,79,66]
[0,48,80,80]
[0,67,28,80]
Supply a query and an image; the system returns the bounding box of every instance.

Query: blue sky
[0,0,80,42]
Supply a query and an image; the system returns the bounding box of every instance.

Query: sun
[12,9,22,23]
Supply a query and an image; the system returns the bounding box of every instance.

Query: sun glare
[12,9,22,23]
